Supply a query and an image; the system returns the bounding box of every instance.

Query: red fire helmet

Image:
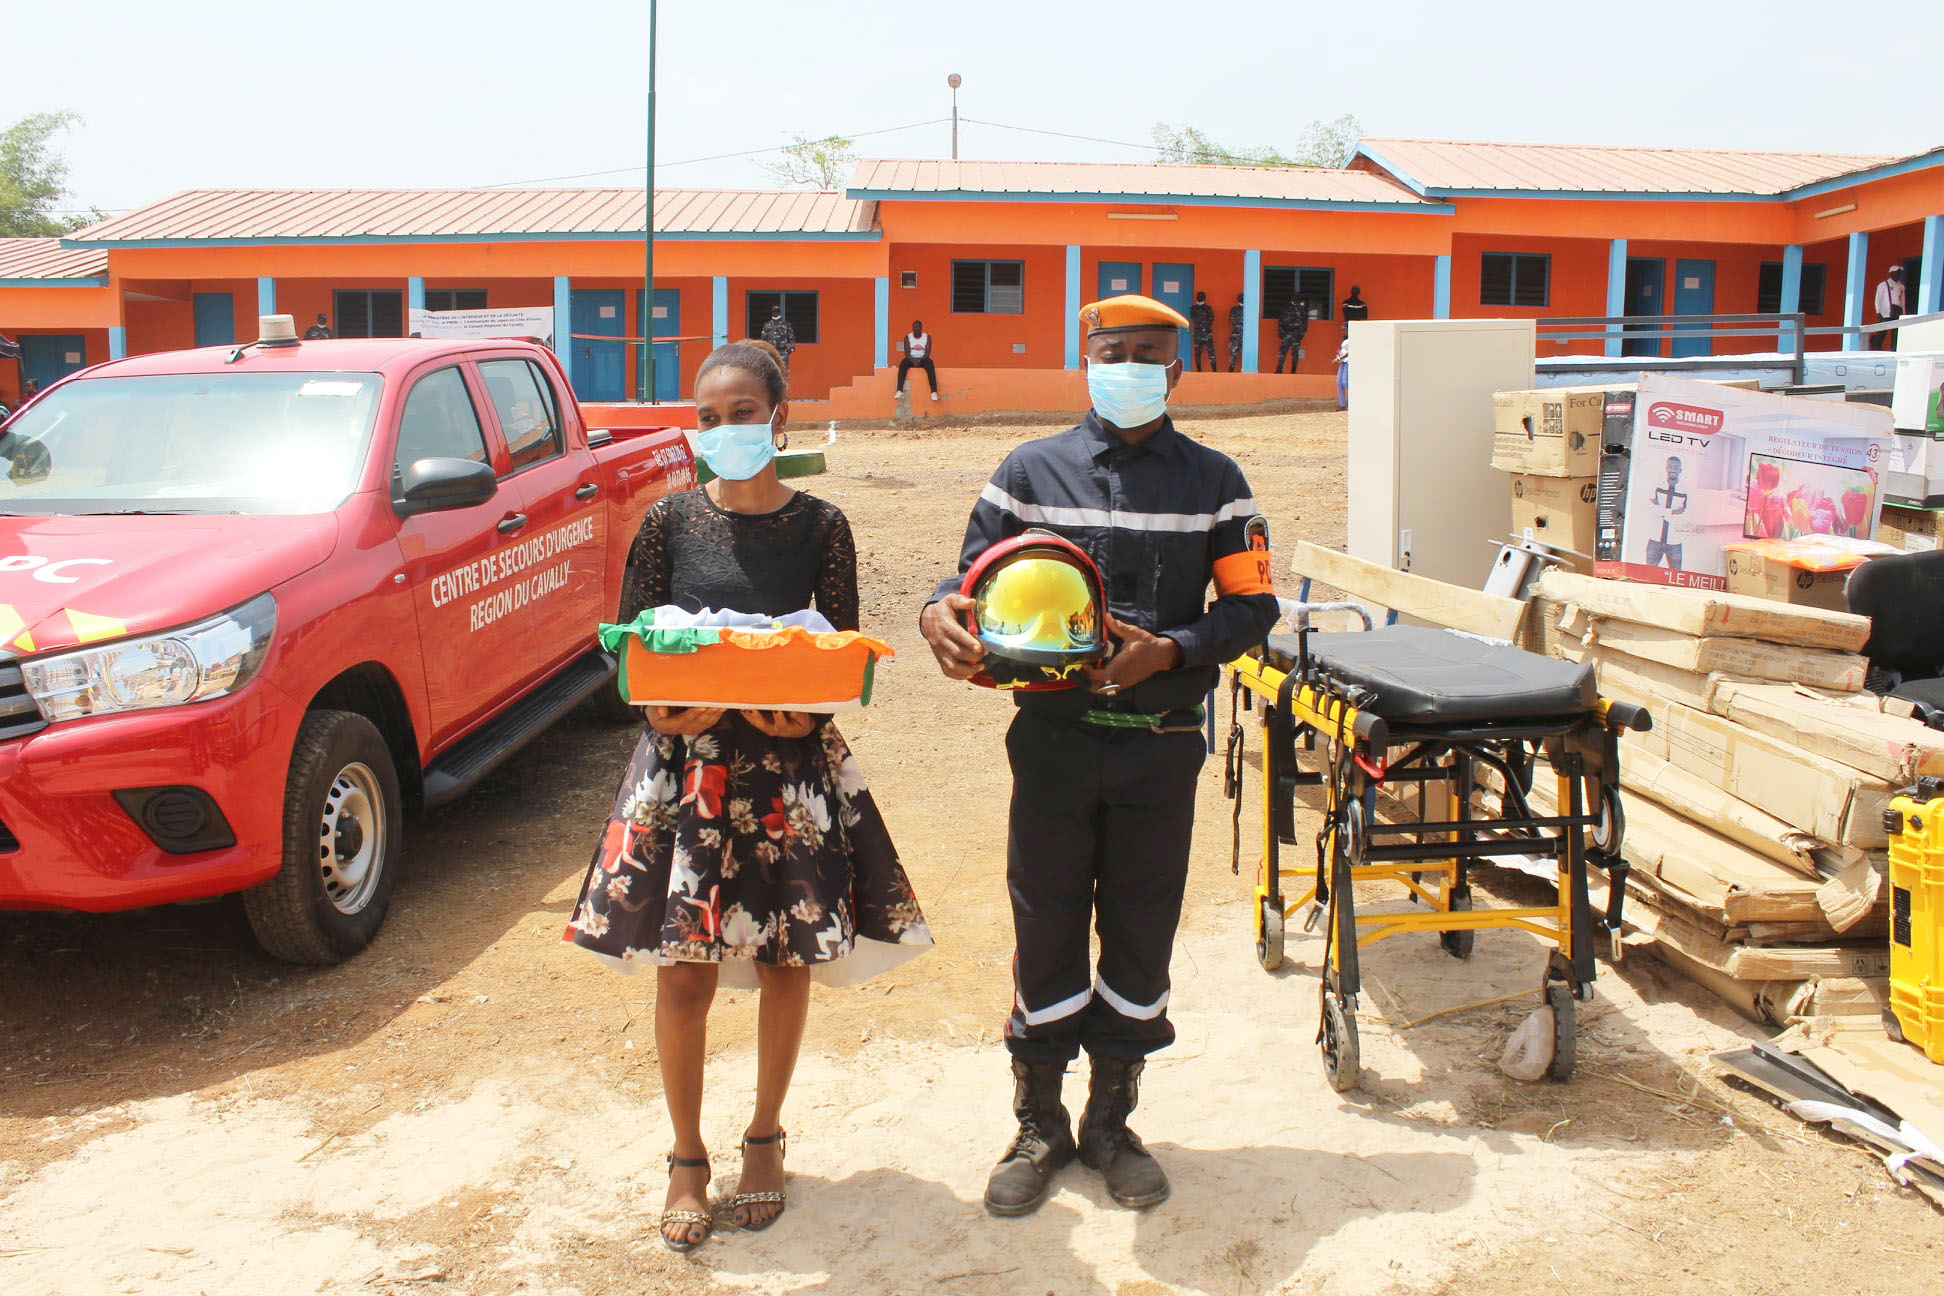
[958,531,1108,691]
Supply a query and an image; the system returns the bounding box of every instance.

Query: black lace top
[619,488,859,632]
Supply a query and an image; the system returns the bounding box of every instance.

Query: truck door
[475,355,608,688]
[389,363,534,744]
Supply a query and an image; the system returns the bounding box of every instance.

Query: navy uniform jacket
[928,411,1279,715]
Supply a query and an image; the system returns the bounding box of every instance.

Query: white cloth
[649,605,836,634]
[906,332,930,359]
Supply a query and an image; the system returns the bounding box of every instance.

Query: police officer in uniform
[1188,290,1216,372]
[920,294,1279,1218]
[1274,292,1308,373]
[760,304,796,379]
[1226,292,1245,372]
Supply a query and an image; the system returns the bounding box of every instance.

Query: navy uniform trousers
[1003,709,1206,1063]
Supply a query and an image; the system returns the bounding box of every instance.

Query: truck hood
[0,513,340,655]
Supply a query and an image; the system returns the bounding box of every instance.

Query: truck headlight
[22,594,277,723]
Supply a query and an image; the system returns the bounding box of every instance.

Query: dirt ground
[2,410,1940,1296]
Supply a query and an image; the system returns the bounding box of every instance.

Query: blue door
[1151,263,1195,356]
[1622,258,1664,358]
[1671,259,1715,358]
[569,289,626,402]
[1098,261,1141,299]
[193,292,236,347]
[19,335,87,392]
[640,288,681,402]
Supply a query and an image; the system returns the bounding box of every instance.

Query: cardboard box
[1892,354,1944,433]
[1710,679,1944,785]
[1877,503,1944,553]
[1587,615,1866,690]
[1534,568,1872,651]
[1656,700,1892,849]
[1885,432,1944,507]
[1721,541,1872,612]
[1593,374,1894,591]
[1509,473,1598,553]
[1493,387,1609,477]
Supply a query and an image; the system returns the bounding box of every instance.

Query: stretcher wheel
[1256,897,1285,971]
[1320,989,1360,1092]
[1439,887,1475,960]
[1590,785,1625,856]
[1546,983,1577,1081]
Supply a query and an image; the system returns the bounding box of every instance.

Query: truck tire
[243,710,403,965]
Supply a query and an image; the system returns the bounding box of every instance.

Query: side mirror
[395,457,497,516]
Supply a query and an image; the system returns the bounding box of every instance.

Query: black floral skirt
[565,714,932,987]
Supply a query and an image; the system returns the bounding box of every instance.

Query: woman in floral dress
[566,340,931,1251]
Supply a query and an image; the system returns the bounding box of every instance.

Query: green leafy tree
[759,134,857,189]
[1151,114,1364,169]
[0,110,96,236]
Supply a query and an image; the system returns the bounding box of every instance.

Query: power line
[476,117,952,188]
[962,116,1307,168]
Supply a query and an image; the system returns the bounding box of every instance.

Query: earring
[775,432,789,451]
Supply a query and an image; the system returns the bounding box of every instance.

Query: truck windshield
[0,372,383,515]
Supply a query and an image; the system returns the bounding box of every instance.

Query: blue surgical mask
[694,412,778,480]
[1087,362,1171,430]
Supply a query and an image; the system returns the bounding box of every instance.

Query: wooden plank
[1535,569,1871,652]
[1588,617,1867,692]
[1291,541,1527,642]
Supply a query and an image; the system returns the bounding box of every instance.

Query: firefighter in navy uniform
[919,294,1279,1217]
[1188,290,1216,372]
[1226,292,1245,372]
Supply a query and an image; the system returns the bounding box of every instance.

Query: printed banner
[408,307,556,349]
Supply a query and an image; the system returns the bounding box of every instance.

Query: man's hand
[645,705,726,736]
[1085,615,1182,692]
[921,595,986,680]
[744,709,817,739]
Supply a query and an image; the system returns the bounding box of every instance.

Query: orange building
[2,138,1940,418]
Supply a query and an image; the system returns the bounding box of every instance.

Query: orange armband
[1212,548,1277,597]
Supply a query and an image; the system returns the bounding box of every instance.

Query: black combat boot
[984,1058,1077,1217]
[1076,1055,1170,1209]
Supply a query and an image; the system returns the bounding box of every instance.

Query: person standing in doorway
[919,294,1279,1220]
[1341,285,1370,325]
[1226,293,1244,372]
[1274,293,1308,374]
[1188,291,1216,373]
[761,303,797,379]
[897,319,940,402]
[304,313,335,340]
[1873,265,1907,351]
[1333,336,1350,411]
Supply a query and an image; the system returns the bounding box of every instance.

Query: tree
[0,110,95,236]
[758,134,857,189]
[1150,114,1365,169]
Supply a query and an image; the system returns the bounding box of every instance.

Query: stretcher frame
[1223,615,1648,1091]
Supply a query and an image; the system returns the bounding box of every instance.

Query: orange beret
[1079,293,1190,335]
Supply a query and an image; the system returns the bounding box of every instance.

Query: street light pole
[948,73,961,160]
[642,0,658,404]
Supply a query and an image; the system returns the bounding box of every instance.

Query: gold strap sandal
[661,1151,713,1253]
[731,1130,788,1231]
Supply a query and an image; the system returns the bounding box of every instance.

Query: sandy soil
[2,411,1939,1296]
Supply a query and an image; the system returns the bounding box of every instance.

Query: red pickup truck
[0,322,693,962]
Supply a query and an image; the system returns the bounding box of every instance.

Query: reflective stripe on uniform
[978,482,1258,535]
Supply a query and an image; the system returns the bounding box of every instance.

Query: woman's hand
[744,709,817,739]
[921,594,986,680]
[645,705,726,736]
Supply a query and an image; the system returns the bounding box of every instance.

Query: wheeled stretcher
[1223,609,1651,1091]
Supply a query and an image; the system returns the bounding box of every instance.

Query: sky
[8,0,1943,220]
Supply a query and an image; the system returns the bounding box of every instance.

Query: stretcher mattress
[1263,626,1597,724]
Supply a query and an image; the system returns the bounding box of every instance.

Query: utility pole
[948,73,961,160]
[642,0,658,404]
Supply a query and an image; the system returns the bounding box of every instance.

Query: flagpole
[642,0,658,403]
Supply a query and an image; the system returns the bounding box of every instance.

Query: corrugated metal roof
[1357,138,1901,195]
[66,188,875,243]
[847,158,1430,206]
[0,237,108,280]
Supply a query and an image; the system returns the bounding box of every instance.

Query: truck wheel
[243,710,403,965]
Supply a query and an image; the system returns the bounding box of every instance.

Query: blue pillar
[1604,239,1628,357]
[257,277,276,317]
[108,326,126,360]
[1921,215,1943,317]
[1242,249,1262,373]
[1778,244,1804,356]
[1844,230,1869,352]
[407,275,426,313]
[711,275,729,348]
[553,276,573,384]
[1432,255,1452,319]
[1063,245,1082,370]
[874,276,890,370]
